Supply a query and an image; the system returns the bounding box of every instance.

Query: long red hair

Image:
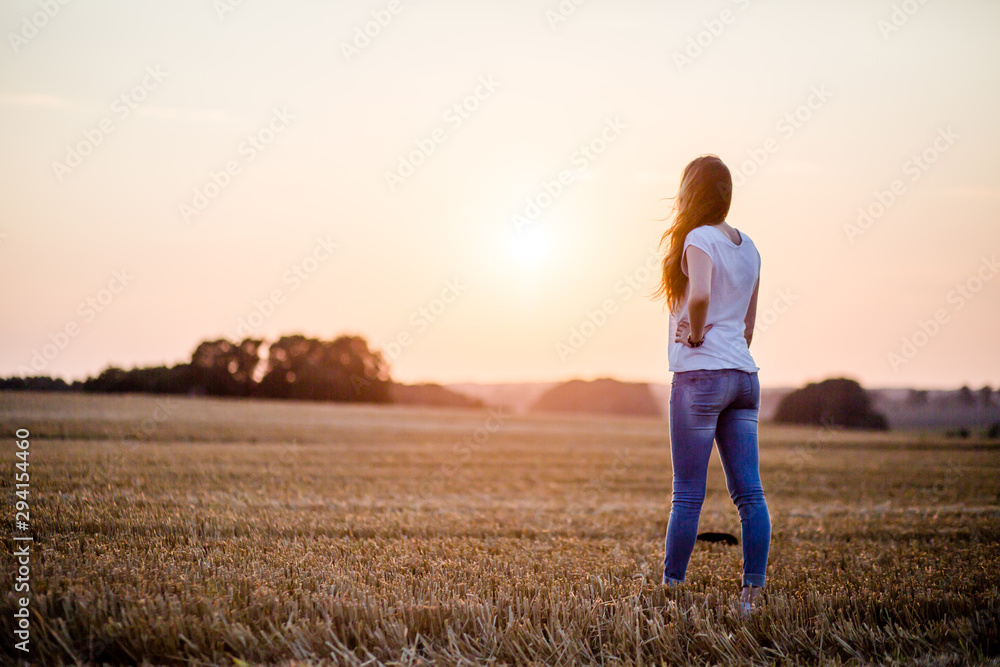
[652,155,733,313]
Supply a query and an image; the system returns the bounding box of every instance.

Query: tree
[957,386,975,406]
[0,376,72,391]
[189,338,262,397]
[256,334,391,403]
[82,367,130,393]
[81,364,194,394]
[773,378,888,430]
[981,385,994,408]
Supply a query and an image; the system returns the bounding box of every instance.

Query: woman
[653,155,770,611]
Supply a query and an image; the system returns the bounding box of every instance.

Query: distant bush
[773,378,888,430]
[391,383,484,409]
[987,422,1000,440]
[530,378,662,417]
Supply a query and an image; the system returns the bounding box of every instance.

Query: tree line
[0,334,392,404]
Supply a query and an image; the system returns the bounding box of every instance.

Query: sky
[1,0,998,390]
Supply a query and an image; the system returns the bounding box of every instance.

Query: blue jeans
[663,369,770,588]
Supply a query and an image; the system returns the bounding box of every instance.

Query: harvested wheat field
[1,390,998,666]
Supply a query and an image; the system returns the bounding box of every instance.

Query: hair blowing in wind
[653,155,734,314]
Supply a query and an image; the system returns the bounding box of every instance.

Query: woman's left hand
[675,319,711,347]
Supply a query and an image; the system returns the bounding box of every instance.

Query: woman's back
[667,222,760,373]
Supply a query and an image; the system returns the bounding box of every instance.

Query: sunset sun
[508,224,551,267]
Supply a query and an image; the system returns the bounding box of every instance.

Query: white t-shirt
[667,223,761,373]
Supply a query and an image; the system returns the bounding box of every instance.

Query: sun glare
[508,224,551,266]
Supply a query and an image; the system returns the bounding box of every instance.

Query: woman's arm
[744,277,760,348]
[684,245,712,342]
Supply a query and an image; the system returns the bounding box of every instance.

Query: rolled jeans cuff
[743,573,766,588]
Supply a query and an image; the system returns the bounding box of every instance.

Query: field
[1,391,998,666]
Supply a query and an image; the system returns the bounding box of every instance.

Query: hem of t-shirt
[669,364,760,373]
[667,346,759,373]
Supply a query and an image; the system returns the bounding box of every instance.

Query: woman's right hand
[675,319,712,347]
